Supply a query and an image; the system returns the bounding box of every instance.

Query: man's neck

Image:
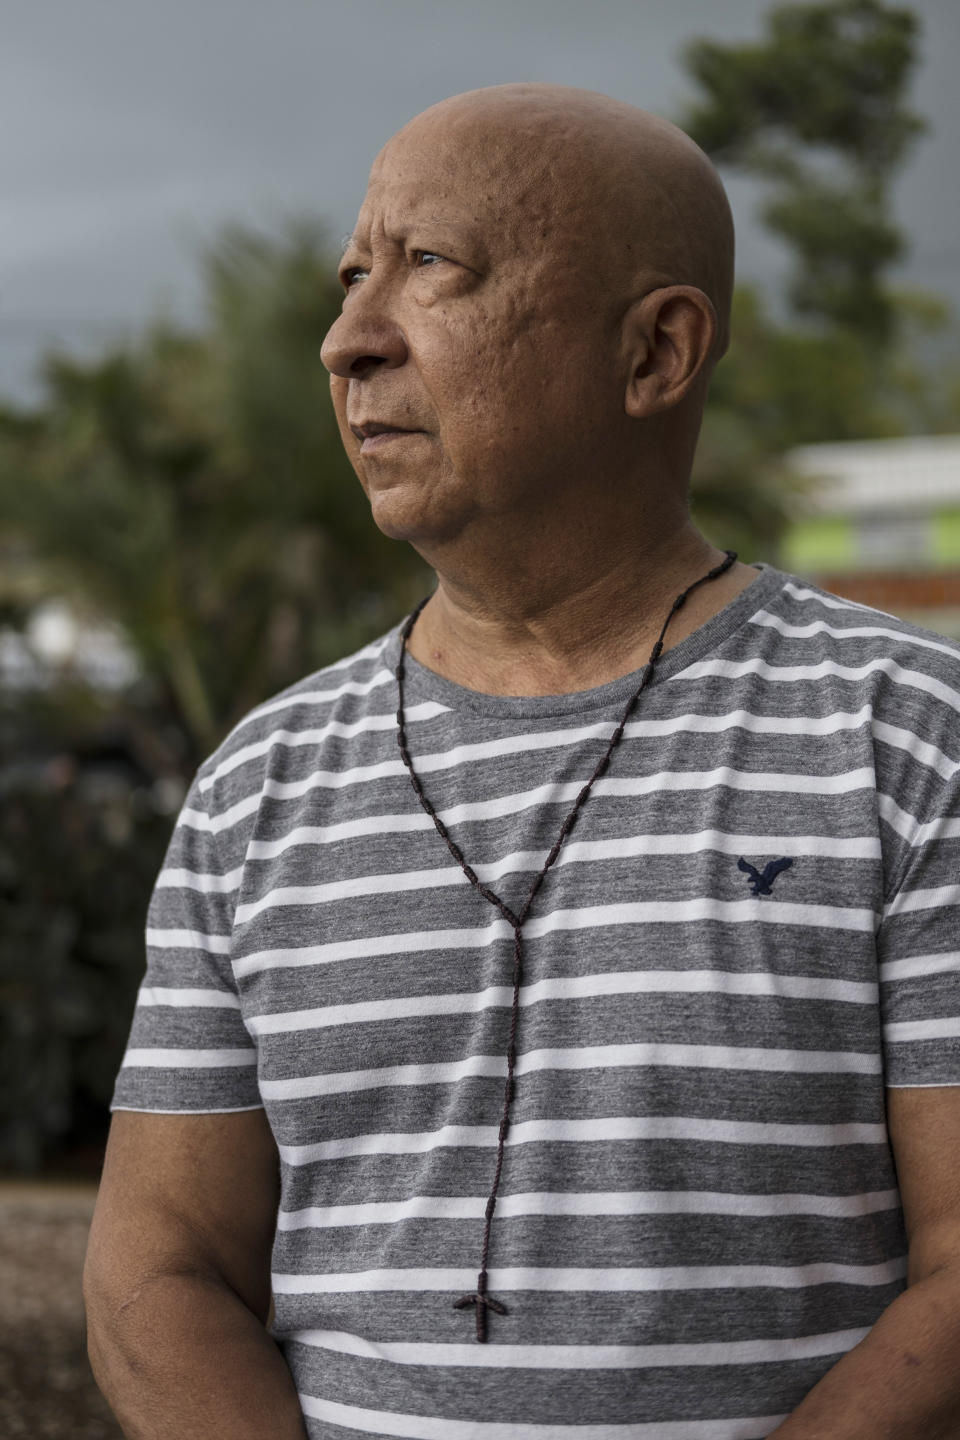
[405,528,760,697]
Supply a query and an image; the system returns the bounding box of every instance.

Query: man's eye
[340,252,448,289]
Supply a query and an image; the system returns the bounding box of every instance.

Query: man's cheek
[328,386,353,443]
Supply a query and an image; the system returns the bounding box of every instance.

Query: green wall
[781,516,856,573]
[781,508,960,572]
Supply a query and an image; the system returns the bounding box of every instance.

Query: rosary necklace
[395,549,737,1341]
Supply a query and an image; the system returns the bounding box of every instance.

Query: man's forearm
[769,1265,960,1439]
[86,1269,309,1440]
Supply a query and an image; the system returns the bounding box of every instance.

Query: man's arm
[83,1109,309,1440]
[768,1085,960,1439]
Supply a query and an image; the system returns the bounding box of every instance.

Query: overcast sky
[2,0,958,406]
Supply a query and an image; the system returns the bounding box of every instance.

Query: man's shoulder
[759,568,960,668]
[755,568,960,735]
[194,623,402,813]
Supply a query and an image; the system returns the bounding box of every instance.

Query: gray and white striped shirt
[113,565,960,1439]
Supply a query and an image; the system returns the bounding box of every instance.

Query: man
[84,84,960,1439]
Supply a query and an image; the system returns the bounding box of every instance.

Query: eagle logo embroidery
[737,855,793,897]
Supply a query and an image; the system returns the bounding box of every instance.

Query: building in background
[782,435,960,637]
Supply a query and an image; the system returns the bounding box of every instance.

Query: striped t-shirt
[113,565,960,1440]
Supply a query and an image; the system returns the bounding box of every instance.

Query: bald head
[383,83,734,360]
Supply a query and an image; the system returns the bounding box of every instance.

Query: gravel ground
[0,1182,123,1439]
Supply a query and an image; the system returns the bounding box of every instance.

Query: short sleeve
[111,767,261,1113]
[878,731,960,1088]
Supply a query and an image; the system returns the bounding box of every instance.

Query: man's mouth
[349,420,425,455]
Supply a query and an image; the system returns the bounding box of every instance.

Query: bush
[0,692,176,1172]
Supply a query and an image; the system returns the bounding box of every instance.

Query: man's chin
[366,485,469,549]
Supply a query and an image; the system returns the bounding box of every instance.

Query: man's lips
[349,420,426,454]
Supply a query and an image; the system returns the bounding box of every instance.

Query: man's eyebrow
[336,225,488,271]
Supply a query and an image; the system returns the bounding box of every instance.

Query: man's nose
[321,288,408,378]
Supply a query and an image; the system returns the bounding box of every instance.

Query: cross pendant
[452,1289,508,1343]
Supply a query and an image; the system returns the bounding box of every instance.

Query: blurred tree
[0,743,172,1172]
[680,0,960,554]
[0,219,431,1171]
[681,0,924,344]
[0,218,430,770]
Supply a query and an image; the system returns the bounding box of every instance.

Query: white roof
[786,435,960,515]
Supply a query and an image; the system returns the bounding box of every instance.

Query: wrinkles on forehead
[368,116,598,261]
[347,185,493,271]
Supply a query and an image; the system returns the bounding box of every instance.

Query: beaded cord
[395,549,737,1340]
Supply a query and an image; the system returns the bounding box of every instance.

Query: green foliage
[0,218,430,767]
[683,0,960,555]
[683,0,922,173]
[0,219,431,1171]
[0,688,174,1172]
[681,0,925,342]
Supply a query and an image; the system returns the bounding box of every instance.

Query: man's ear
[621,285,718,419]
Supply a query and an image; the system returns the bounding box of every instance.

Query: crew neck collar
[388,564,783,720]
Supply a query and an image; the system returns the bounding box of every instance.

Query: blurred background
[1,0,958,1433]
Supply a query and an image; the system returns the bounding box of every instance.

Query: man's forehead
[345,187,495,254]
[365,125,516,209]
[350,120,588,253]
[367,92,649,202]
[347,152,543,254]
[354,95,670,252]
